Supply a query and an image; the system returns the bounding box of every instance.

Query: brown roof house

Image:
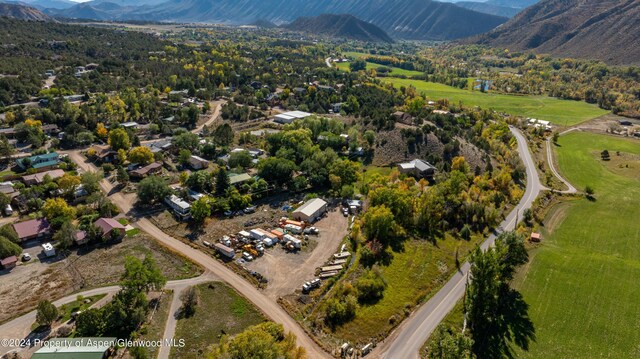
[13,218,51,242]
[94,218,126,242]
[1,256,17,270]
[91,145,117,163]
[129,162,162,178]
[22,169,65,186]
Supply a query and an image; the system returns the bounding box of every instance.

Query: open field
[0,233,202,324]
[382,78,609,125]
[513,132,640,358]
[170,282,266,358]
[336,61,424,77]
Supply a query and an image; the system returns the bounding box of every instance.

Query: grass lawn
[336,61,424,78]
[139,291,173,358]
[57,294,106,323]
[170,282,266,358]
[382,78,608,125]
[512,132,640,358]
[332,233,484,342]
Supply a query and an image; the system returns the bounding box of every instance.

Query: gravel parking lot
[244,208,349,299]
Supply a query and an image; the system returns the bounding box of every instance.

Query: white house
[165,195,191,220]
[188,155,210,170]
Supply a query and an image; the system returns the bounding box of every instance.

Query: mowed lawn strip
[382,78,609,125]
[170,282,266,359]
[336,61,424,77]
[513,132,640,358]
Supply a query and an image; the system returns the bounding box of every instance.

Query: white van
[4,205,13,216]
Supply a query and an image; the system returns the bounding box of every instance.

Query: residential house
[129,162,163,178]
[0,256,17,270]
[188,155,209,170]
[16,152,60,171]
[32,337,116,359]
[250,81,262,90]
[94,217,126,241]
[121,122,139,130]
[22,169,65,185]
[292,198,328,223]
[165,195,191,220]
[145,139,173,154]
[393,111,414,124]
[229,173,252,186]
[397,159,436,180]
[330,103,343,113]
[91,145,118,163]
[0,182,18,200]
[13,218,51,242]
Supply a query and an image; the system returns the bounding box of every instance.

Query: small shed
[0,256,17,270]
[530,232,542,242]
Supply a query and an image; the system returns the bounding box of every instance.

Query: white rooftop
[293,198,327,217]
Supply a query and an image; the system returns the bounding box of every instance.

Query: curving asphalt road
[375,127,543,359]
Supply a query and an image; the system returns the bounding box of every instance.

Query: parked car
[342,207,349,217]
[302,278,321,293]
[303,227,319,235]
[224,210,233,217]
[242,252,254,261]
[243,206,256,214]
[21,253,31,262]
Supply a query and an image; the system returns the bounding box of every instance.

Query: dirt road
[65,150,331,358]
[192,100,224,134]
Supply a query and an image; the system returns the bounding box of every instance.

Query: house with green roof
[16,152,60,171]
[31,337,116,359]
[229,172,252,186]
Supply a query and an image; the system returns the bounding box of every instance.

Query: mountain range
[0,2,52,20]
[42,0,509,41]
[455,1,521,17]
[471,0,640,65]
[285,14,393,43]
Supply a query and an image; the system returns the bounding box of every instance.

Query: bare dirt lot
[151,202,350,299]
[0,233,202,324]
[244,208,349,299]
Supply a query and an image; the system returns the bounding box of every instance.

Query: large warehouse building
[292,198,328,222]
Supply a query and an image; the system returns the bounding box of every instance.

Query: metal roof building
[292,198,328,223]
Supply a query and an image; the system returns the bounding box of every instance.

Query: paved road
[325,57,333,68]
[65,151,331,359]
[375,127,543,359]
[546,130,578,194]
[0,274,215,356]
